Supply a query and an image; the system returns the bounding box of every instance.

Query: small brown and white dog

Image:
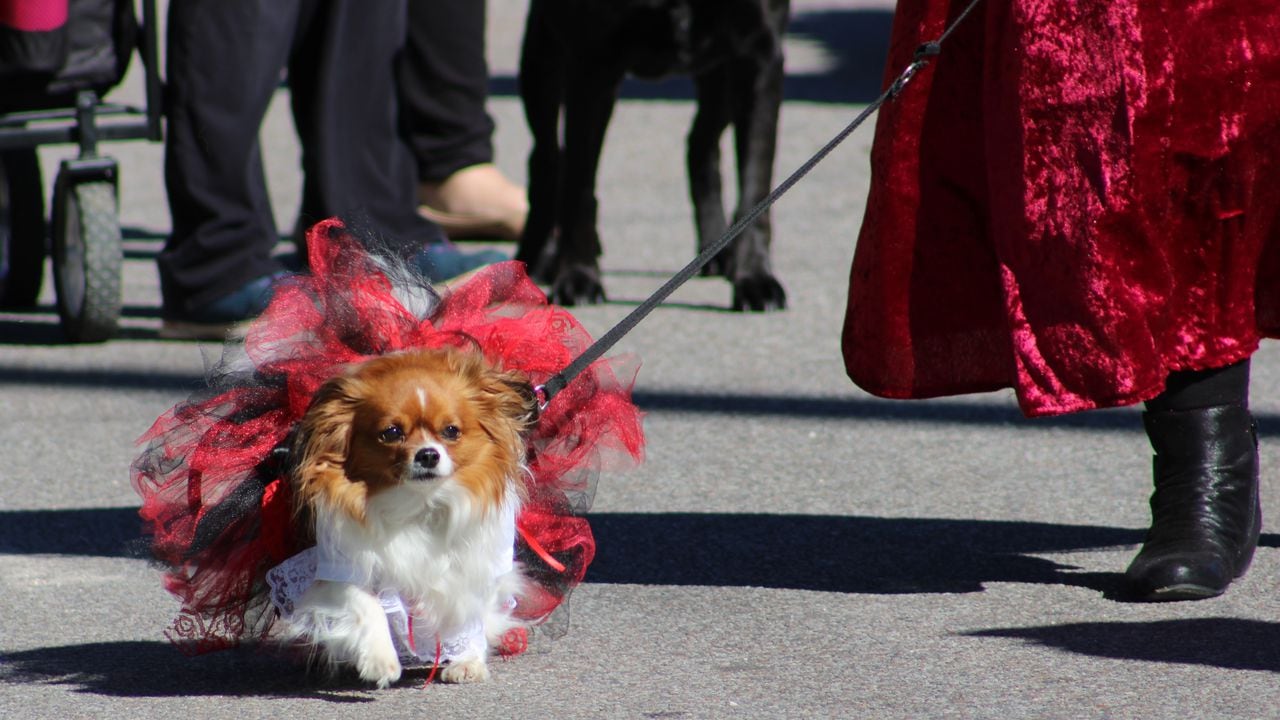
[281,347,539,686]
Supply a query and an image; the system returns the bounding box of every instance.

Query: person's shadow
[965,618,1280,673]
[4,505,1280,694]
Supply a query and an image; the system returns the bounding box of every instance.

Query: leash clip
[914,41,941,59]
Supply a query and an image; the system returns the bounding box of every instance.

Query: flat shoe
[418,164,527,241]
[418,204,525,242]
[160,273,288,341]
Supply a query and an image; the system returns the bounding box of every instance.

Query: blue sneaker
[160,273,289,340]
[413,242,508,284]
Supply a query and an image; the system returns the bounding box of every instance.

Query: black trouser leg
[289,0,442,259]
[1144,361,1251,413]
[398,0,495,182]
[159,0,295,315]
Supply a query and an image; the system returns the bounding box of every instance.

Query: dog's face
[293,348,538,524]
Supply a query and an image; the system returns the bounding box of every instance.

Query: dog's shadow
[0,639,468,699]
[0,640,379,700]
[6,509,1280,692]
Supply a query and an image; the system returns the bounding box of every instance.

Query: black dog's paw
[549,264,607,306]
[530,260,558,286]
[731,273,787,312]
[517,234,560,285]
[699,247,730,278]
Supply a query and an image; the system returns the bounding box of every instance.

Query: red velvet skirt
[842,0,1280,417]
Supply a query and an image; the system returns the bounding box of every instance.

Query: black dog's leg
[726,46,787,312]
[551,61,626,306]
[516,2,566,281]
[688,65,734,278]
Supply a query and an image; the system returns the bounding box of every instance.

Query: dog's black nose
[414,447,441,470]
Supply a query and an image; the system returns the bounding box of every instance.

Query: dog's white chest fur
[266,483,524,681]
[320,485,520,633]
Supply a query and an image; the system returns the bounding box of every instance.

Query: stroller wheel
[0,148,46,309]
[52,174,121,343]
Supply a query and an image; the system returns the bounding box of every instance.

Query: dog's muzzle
[410,446,443,480]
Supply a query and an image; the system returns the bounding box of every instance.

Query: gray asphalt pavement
[3,2,1280,718]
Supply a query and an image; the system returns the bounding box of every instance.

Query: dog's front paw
[732,273,787,312]
[439,658,490,684]
[699,246,731,278]
[355,642,403,689]
[549,264,606,306]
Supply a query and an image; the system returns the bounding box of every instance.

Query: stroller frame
[0,0,162,342]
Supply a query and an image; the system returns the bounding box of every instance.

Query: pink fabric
[0,0,67,31]
[843,0,1280,417]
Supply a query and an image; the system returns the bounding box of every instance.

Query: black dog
[517,0,789,311]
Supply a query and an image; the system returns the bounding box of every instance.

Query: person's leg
[401,0,526,240]
[287,0,503,280]
[1126,359,1261,600]
[159,0,295,321]
[288,0,443,259]
[400,0,494,181]
[1144,362,1252,413]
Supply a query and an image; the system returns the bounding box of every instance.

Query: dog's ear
[292,375,363,510]
[297,375,361,462]
[492,369,540,434]
[473,364,539,436]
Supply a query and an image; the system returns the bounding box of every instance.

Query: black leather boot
[1124,405,1261,601]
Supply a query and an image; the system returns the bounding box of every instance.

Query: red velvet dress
[842,0,1280,417]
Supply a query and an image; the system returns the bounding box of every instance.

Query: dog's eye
[440,424,461,441]
[378,426,404,444]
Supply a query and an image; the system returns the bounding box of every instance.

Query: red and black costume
[133,219,645,654]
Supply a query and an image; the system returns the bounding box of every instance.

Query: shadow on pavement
[633,389,1148,429]
[633,389,1280,436]
[586,512,1148,595]
[0,640,388,699]
[18,506,1277,600]
[6,509,1279,688]
[965,618,1280,673]
[6,507,1280,599]
[6,365,1280,437]
[0,364,205,390]
[0,507,149,558]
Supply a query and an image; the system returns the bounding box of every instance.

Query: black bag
[0,0,137,112]
[0,1,69,76]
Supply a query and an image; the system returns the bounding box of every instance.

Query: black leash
[536,0,983,408]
